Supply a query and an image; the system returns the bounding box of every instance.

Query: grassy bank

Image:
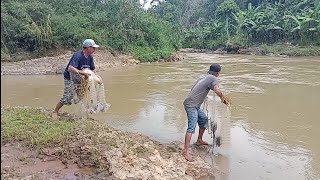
[255,45,320,56]
[1,106,214,179]
[1,107,75,149]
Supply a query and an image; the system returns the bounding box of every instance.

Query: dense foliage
[1,0,319,61]
[150,0,320,49]
[1,0,181,61]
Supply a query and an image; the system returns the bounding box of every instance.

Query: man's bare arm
[214,85,231,105]
[213,85,223,98]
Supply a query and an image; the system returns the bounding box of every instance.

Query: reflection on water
[1,54,320,179]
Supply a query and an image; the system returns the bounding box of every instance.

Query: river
[1,53,319,180]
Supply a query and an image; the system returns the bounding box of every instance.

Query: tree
[216,0,240,40]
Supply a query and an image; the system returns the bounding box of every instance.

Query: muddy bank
[0,49,141,75]
[1,143,87,180]
[1,106,219,180]
[179,44,320,57]
[0,49,183,76]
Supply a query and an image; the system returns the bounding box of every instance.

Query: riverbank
[180,44,320,57]
[2,44,319,76]
[1,106,217,179]
[0,49,141,75]
[0,48,182,76]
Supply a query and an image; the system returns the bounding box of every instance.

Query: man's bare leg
[52,102,63,119]
[196,128,208,145]
[184,132,193,161]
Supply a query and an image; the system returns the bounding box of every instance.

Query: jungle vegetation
[149,0,320,49]
[1,0,319,62]
[1,0,181,61]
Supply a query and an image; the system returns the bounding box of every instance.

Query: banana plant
[285,11,319,44]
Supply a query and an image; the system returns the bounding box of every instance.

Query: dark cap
[208,64,221,74]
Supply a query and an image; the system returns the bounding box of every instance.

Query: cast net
[202,92,231,154]
[71,69,110,119]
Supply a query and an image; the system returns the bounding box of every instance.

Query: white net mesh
[71,69,110,119]
[202,92,231,153]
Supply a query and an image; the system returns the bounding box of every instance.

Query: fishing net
[202,93,231,154]
[71,69,110,119]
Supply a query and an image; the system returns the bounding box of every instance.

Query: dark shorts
[185,106,208,134]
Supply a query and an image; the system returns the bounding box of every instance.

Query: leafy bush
[1,0,181,62]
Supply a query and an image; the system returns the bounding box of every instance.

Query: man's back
[183,74,219,108]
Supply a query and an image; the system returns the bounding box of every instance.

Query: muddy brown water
[1,53,320,180]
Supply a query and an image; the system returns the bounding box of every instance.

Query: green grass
[258,44,320,56]
[1,107,76,149]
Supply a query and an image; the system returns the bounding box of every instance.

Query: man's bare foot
[196,140,209,146]
[51,112,58,120]
[183,151,194,162]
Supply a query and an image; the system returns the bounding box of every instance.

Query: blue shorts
[185,106,208,134]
